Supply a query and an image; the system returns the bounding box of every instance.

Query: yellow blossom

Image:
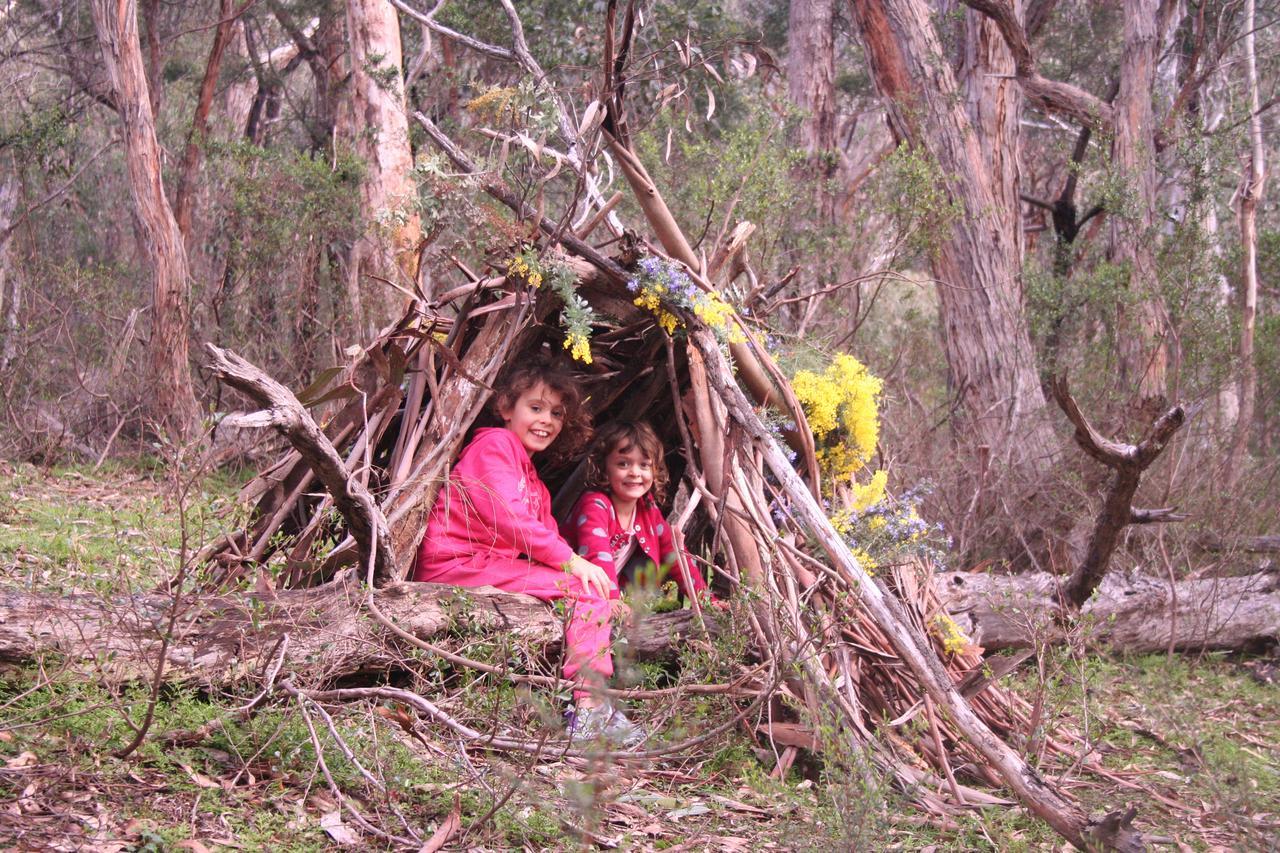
[850,546,878,576]
[794,352,882,485]
[465,86,518,121]
[932,614,970,656]
[563,332,592,364]
[851,470,888,512]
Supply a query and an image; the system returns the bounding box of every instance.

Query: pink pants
[414,555,614,692]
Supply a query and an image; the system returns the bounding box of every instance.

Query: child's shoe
[567,702,645,748]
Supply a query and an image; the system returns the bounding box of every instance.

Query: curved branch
[959,0,1114,131]
[205,344,397,583]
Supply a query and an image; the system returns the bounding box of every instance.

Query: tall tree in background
[848,0,1057,467]
[788,0,837,187]
[90,0,198,441]
[1107,0,1168,407]
[337,0,422,341]
[1227,0,1266,486]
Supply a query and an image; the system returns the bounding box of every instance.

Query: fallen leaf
[5,751,37,768]
[419,794,461,853]
[177,841,212,853]
[320,810,360,846]
[177,763,221,790]
[0,731,13,742]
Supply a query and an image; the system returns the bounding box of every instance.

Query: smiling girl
[565,421,711,604]
[413,358,642,745]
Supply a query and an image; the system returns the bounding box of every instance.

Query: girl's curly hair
[584,420,669,504]
[491,355,592,466]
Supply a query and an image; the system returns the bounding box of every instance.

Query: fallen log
[938,569,1280,652]
[0,578,713,688]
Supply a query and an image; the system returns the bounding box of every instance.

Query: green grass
[0,460,246,594]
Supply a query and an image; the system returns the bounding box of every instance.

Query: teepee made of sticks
[196,111,1120,844]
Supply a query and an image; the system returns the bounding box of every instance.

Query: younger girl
[413,358,641,745]
[565,421,711,604]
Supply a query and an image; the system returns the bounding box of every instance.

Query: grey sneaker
[567,703,646,748]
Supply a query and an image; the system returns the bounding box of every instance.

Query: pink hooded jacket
[414,427,577,580]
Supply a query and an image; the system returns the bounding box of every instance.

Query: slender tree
[90,0,198,441]
[1227,0,1266,485]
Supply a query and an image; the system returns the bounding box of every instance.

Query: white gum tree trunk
[337,0,422,341]
[90,0,198,441]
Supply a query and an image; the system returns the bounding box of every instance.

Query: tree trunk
[1226,0,1265,487]
[0,175,19,374]
[938,569,1280,652]
[1109,0,1168,406]
[336,0,422,341]
[959,0,1023,268]
[848,0,1057,468]
[90,0,198,442]
[0,580,711,688]
[788,0,837,181]
[173,0,242,243]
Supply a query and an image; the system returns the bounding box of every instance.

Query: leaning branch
[205,343,397,583]
[959,0,1114,131]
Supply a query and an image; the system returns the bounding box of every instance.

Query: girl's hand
[566,555,613,600]
[609,597,632,624]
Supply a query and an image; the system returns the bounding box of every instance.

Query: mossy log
[0,578,713,688]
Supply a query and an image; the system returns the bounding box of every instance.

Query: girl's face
[604,441,654,505]
[499,381,565,455]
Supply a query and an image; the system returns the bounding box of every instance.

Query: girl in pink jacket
[413,359,641,745]
[565,421,712,604]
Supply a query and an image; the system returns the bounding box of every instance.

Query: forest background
[0,0,1276,849]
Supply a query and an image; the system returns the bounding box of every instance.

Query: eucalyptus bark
[337,0,422,340]
[90,0,199,441]
[1226,0,1265,486]
[788,0,837,176]
[1108,0,1168,405]
[849,0,1056,467]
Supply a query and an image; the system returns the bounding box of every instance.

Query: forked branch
[1051,375,1189,608]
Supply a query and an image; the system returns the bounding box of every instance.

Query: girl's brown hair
[490,355,592,466]
[584,420,669,503]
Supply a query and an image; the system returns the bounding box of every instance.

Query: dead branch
[204,343,397,583]
[1051,375,1189,608]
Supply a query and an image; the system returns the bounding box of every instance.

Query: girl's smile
[605,443,654,505]
[499,382,565,455]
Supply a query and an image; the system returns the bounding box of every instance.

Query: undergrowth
[0,462,1274,850]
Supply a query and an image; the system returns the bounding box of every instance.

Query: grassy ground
[0,460,1275,850]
